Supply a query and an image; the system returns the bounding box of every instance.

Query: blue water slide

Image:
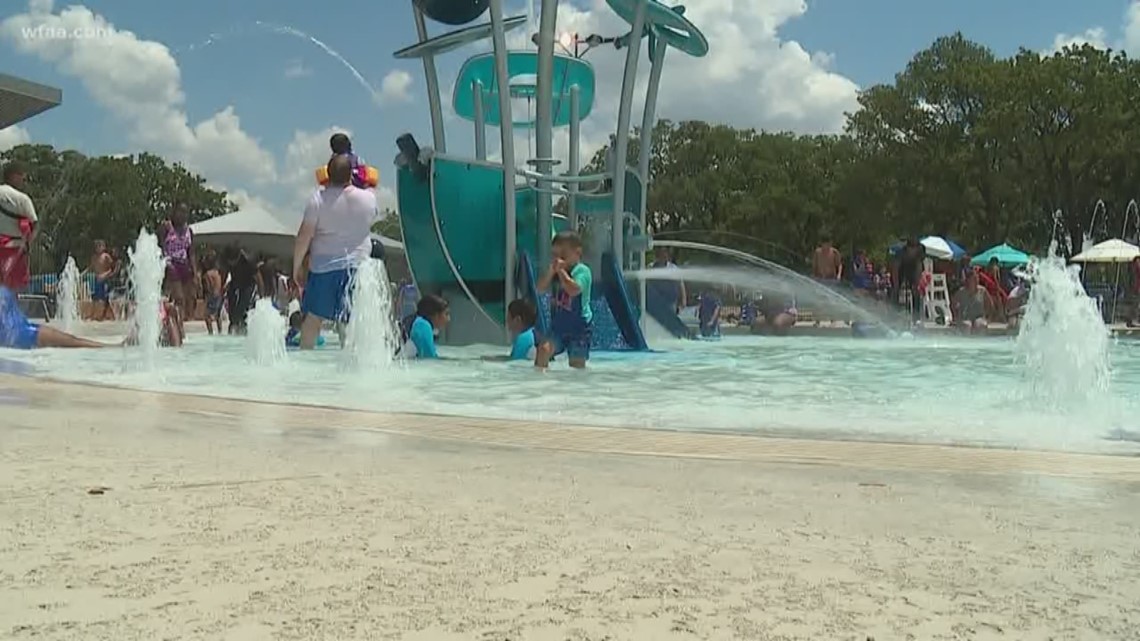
[645,285,693,339]
[600,251,648,351]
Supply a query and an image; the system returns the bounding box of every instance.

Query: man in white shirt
[293,154,379,349]
[0,162,37,291]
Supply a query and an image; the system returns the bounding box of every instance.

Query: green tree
[1,144,235,272]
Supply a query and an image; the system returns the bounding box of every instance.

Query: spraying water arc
[647,239,894,327]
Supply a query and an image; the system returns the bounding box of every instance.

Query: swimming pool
[3,331,1138,454]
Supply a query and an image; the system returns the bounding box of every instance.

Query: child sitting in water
[0,286,113,349]
[285,311,325,347]
[483,298,538,362]
[124,298,184,347]
[397,294,450,359]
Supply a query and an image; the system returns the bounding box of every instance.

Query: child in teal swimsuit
[397,294,450,359]
[535,231,592,369]
[482,298,538,362]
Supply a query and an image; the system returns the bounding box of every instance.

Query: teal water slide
[394,0,708,347]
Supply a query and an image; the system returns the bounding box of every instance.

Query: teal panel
[397,165,454,288]
[431,158,507,283]
[604,0,709,58]
[575,171,643,221]
[453,52,596,127]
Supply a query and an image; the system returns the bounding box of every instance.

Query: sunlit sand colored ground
[1,376,1138,640]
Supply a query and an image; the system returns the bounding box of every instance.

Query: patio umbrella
[1070,238,1140,263]
[918,236,955,260]
[970,243,1030,268]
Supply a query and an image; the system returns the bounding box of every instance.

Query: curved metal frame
[427,159,502,330]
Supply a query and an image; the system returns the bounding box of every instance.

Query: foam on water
[12,333,1140,454]
[55,256,80,332]
[246,298,287,366]
[341,259,399,372]
[127,229,165,368]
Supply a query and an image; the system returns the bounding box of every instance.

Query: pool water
[4,332,1139,454]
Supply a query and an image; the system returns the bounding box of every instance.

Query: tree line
[6,33,1138,273]
[589,34,1140,266]
[0,145,233,273]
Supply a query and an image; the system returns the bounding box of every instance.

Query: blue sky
[1,0,1136,212]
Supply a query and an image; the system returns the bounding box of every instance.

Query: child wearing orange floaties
[315,133,379,189]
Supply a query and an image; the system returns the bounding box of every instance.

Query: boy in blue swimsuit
[398,294,450,359]
[535,231,592,369]
[0,286,113,349]
[483,298,538,362]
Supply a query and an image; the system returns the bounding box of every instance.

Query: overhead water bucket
[413,0,489,26]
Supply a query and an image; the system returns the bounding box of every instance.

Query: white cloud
[0,125,31,151]
[1051,27,1110,52]
[0,0,395,220]
[283,58,311,79]
[379,70,413,104]
[472,0,857,172]
[1051,3,1140,55]
[531,0,859,135]
[0,0,277,186]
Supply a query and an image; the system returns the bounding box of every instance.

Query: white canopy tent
[1070,238,1140,263]
[190,206,407,278]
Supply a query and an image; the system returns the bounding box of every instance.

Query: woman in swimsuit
[160,204,197,327]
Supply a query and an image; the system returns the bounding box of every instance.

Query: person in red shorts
[0,162,37,292]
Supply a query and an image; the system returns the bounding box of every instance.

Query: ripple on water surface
[5,332,1140,455]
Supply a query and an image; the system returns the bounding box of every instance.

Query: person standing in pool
[0,161,36,292]
[224,246,256,334]
[895,237,926,324]
[293,154,379,349]
[535,231,592,370]
[159,203,197,327]
[88,240,114,321]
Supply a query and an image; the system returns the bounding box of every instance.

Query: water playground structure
[393,0,708,348]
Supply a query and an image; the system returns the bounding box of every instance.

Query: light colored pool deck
[1,375,1139,640]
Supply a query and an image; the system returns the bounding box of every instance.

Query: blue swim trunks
[302,269,353,322]
[0,287,39,349]
[545,326,591,361]
[91,278,109,302]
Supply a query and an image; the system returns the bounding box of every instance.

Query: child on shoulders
[535,231,592,369]
[398,294,450,359]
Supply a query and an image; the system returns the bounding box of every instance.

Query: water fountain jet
[245,299,288,366]
[126,229,166,368]
[340,258,399,371]
[54,256,81,333]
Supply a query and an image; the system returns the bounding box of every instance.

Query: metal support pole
[567,84,580,231]
[490,0,517,324]
[413,7,446,152]
[611,0,648,266]
[636,35,668,331]
[473,80,487,160]
[534,0,558,267]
